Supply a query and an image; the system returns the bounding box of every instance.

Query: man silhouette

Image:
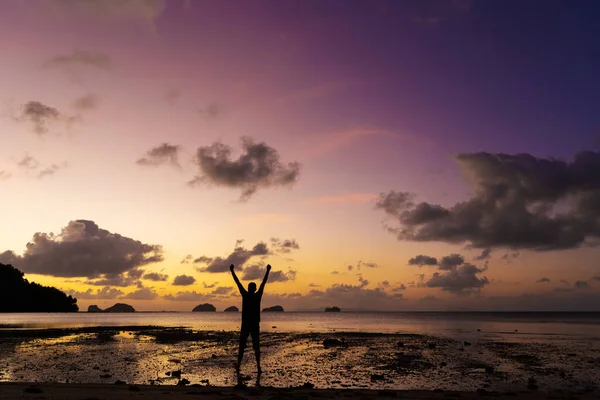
[230,263,271,375]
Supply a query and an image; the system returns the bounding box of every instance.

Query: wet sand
[1,383,599,400]
[0,326,599,393]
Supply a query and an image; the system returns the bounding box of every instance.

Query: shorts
[240,325,260,350]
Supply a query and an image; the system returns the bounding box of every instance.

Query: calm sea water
[2,312,600,342]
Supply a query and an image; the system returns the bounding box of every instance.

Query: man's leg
[237,329,250,374]
[251,327,261,374]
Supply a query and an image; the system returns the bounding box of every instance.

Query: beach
[1,320,599,393]
[3,383,600,400]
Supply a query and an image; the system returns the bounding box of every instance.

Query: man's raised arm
[258,264,272,294]
[230,264,246,295]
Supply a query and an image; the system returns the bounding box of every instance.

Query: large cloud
[195,242,270,273]
[376,151,600,251]
[136,143,181,168]
[173,275,196,286]
[0,220,163,280]
[424,263,489,295]
[189,137,301,201]
[408,253,489,295]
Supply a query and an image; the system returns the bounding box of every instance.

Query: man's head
[248,282,257,293]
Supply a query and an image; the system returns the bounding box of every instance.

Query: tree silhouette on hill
[0,263,78,312]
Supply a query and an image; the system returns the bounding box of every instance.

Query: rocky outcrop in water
[88,305,102,313]
[325,306,341,312]
[0,263,78,312]
[224,306,239,312]
[263,305,284,312]
[192,303,216,312]
[103,303,135,313]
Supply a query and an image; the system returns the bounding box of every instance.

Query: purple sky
[0,0,599,311]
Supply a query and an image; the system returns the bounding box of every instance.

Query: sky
[1,0,600,312]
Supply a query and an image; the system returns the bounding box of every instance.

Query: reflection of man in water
[230,263,271,375]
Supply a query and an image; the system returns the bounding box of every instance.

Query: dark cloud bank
[193,238,299,282]
[377,151,600,251]
[0,220,163,287]
[189,137,301,201]
[408,253,489,295]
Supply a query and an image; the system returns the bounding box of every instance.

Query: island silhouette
[88,303,135,313]
[0,263,78,312]
[193,303,216,312]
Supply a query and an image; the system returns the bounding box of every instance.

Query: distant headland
[0,263,78,312]
[224,306,239,312]
[87,303,135,313]
[263,305,284,312]
[325,306,341,312]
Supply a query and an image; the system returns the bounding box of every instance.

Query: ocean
[2,311,600,341]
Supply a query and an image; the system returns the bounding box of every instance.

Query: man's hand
[266,264,272,271]
[230,264,234,272]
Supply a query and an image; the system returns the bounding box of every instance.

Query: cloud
[44,50,112,70]
[241,265,297,282]
[0,220,163,279]
[288,278,404,310]
[67,286,124,300]
[37,163,66,179]
[189,137,301,201]
[474,248,492,261]
[376,151,600,251]
[72,94,100,111]
[536,277,551,283]
[408,255,438,266]
[195,242,269,273]
[164,291,208,301]
[19,101,61,134]
[173,275,196,286]
[308,283,321,287]
[331,271,340,275]
[17,155,40,170]
[425,263,489,295]
[438,254,465,270]
[143,272,169,281]
[202,282,218,289]
[180,255,193,264]
[501,252,520,264]
[211,286,233,295]
[136,143,181,168]
[347,260,380,271]
[0,171,11,180]
[194,256,214,264]
[85,269,144,287]
[121,287,158,300]
[269,238,300,254]
[392,284,407,292]
[198,103,226,120]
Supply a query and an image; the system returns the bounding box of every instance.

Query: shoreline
[1,382,597,400]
